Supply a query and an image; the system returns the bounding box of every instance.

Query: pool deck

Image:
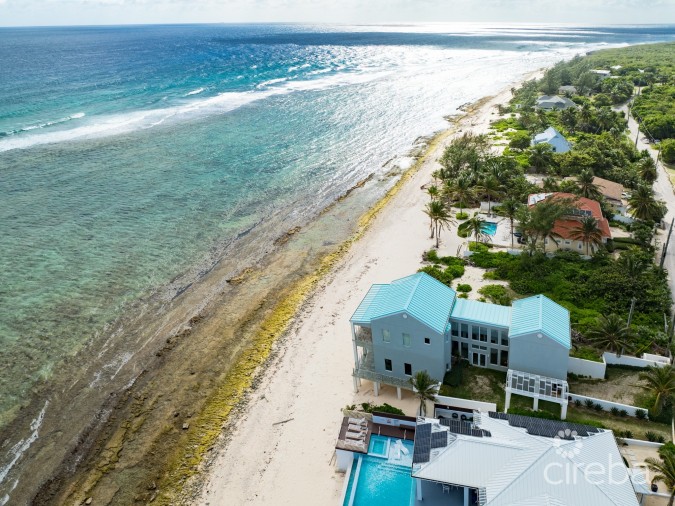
[336,416,416,454]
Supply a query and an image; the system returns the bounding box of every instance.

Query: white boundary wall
[568,393,648,418]
[568,356,606,379]
[568,353,670,380]
[435,395,497,412]
[603,352,671,368]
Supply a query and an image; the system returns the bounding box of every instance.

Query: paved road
[619,103,675,298]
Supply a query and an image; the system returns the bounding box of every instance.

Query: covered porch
[413,479,478,506]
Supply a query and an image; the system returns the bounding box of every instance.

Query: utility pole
[660,219,674,270]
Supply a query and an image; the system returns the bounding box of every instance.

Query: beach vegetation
[569,215,605,256]
[662,139,675,164]
[477,284,512,306]
[458,215,492,245]
[456,283,472,293]
[586,314,635,357]
[424,199,455,248]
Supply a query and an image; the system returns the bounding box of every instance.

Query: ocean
[1,23,674,503]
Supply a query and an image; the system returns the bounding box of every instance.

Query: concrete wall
[435,395,497,412]
[603,352,670,369]
[371,311,448,383]
[509,332,569,379]
[568,393,648,418]
[336,449,354,473]
[568,356,606,379]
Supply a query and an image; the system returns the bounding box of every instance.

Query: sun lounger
[346,430,364,440]
[348,423,365,432]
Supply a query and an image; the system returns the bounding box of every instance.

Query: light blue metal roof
[450,298,511,328]
[350,273,456,334]
[509,295,571,349]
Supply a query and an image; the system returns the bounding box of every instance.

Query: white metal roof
[412,416,639,506]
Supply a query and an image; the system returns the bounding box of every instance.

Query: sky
[0,0,674,27]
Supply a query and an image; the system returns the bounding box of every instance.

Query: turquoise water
[343,436,416,506]
[483,222,498,236]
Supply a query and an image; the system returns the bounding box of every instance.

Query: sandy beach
[196,73,541,505]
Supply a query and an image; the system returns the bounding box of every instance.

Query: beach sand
[196,75,540,505]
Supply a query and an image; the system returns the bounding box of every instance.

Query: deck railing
[352,367,412,390]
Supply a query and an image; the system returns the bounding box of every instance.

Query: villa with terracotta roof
[528,192,612,254]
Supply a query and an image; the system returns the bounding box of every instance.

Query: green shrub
[585,399,595,408]
[455,212,469,220]
[469,242,491,252]
[610,407,620,416]
[622,430,634,439]
[619,409,628,417]
[657,434,667,444]
[574,399,582,407]
[570,346,603,362]
[458,293,469,299]
[456,284,472,293]
[661,139,675,164]
[635,409,647,420]
[478,284,513,306]
[594,403,604,412]
[361,402,405,415]
[423,249,440,263]
[645,430,660,442]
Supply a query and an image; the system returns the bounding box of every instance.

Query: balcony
[352,366,413,390]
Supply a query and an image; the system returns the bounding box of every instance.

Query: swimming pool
[482,221,498,236]
[342,436,415,506]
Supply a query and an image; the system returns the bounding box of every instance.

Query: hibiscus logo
[553,429,582,458]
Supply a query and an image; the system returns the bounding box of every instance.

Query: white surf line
[0,401,49,488]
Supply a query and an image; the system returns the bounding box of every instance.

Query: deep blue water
[0,23,674,435]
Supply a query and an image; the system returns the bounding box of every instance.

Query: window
[461,343,469,359]
[424,337,431,345]
[404,363,412,376]
[578,243,583,250]
[565,240,571,245]
[385,358,392,371]
[382,329,391,343]
[402,333,411,347]
[479,327,488,342]
[471,326,479,340]
[460,323,469,339]
[451,321,459,337]
[500,350,509,367]
[501,330,509,347]
[491,348,499,365]
[491,329,499,344]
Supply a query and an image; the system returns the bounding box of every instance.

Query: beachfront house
[527,192,612,254]
[350,273,571,398]
[564,175,630,218]
[409,414,641,506]
[535,95,577,110]
[532,126,571,153]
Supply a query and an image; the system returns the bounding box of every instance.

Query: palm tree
[494,199,522,248]
[426,185,440,202]
[424,200,454,248]
[638,157,658,184]
[444,176,475,217]
[458,215,491,245]
[619,247,648,277]
[528,143,555,173]
[569,216,604,255]
[476,176,504,215]
[640,366,675,418]
[516,197,571,254]
[629,185,666,222]
[645,451,675,506]
[409,370,439,417]
[575,170,602,201]
[586,314,633,357]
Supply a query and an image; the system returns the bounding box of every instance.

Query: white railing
[352,367,412,390]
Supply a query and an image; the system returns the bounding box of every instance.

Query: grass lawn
[439,364,671,441]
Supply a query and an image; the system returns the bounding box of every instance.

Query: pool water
[482,221,498,236]
[343,436,415,506]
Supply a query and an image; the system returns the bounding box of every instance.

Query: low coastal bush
[478,284,512,306]
[455,212,469,220]
[645,430,661,442]
[456,284,472,293]
[458,293,468,299]
[468,242,491,253]
[635,409,647,420]
[570,346,603,362]
[359,402,405,415]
